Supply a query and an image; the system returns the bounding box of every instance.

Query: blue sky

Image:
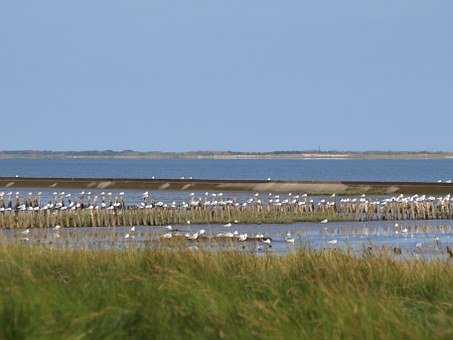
[1,1,452,152]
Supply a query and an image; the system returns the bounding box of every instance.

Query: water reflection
[1,219,453,260]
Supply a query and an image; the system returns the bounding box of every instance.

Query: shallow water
[3,220,453,260]
[0,188,260,206]
[2,158,453,182]
[2,188,390,208]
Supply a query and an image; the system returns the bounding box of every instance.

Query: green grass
[0,246,452,339]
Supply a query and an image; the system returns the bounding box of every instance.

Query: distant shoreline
[1,150,453,160]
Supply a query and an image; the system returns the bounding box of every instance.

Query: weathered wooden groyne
[2,199,453,229]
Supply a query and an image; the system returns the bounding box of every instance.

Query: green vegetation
[0,245,452,339]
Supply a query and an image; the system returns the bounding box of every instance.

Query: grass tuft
[0,246,452,338]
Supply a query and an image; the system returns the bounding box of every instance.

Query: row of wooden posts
[1,200,453,229]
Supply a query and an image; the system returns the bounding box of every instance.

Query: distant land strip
[2,177,453,195]
[1,150,453,160]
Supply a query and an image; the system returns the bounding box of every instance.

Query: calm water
[2,220,452,259]
[1,159,453,181]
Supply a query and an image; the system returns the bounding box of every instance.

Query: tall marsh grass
[0,246,452,339]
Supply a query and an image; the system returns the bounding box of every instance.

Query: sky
[1,1,452,152]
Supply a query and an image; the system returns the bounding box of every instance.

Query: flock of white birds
[2,189,453,213]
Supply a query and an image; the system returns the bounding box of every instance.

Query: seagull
[238,233,248,241]
[224,222,232,227]
[320,219,329,224]
[187,232,199,240]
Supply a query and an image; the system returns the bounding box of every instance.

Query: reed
[0,245,452,339]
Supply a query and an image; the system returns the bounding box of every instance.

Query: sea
[1,158,453,182]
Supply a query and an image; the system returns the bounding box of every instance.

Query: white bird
[224,222,232,227]
[286,238,295,244]
[187,232,199,240]
[263,238,271,245]
[186,220,191,225]
[328,239,338,245]
[53,225,61,231]
[320,219,329,224]
[238,233,248,241]
[21,229,30,235]
[165,225,173,230]
[124,233,130,239]
[130,226,136,232]
[162,233,173,239]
